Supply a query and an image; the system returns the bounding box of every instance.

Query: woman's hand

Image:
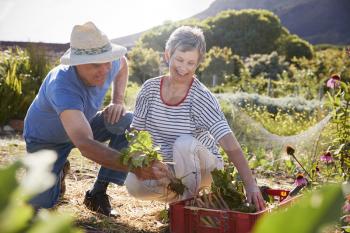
[245,184,266,211]
[219,133,266,211]
[131,161,170,180]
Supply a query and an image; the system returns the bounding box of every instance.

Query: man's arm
[104,56,128,124]
[61,109,127,171]
[60,109,167,179]
[112,56,128,104]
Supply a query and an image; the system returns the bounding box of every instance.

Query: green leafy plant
[325,73,350,180]
[121,130,163,168]
[0,59,23,125]
[0,47,54,124]
[121,130,187,195]
[342,194,350,232]
[210,163,256,213]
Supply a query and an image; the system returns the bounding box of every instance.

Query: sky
[0,0,215,43]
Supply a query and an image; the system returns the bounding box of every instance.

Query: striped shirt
[132,76,232,162]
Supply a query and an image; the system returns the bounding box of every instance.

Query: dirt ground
[0,135,169,233]
[0,135,297,233]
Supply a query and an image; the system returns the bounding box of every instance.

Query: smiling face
[166,48,199,81]
[75,62,112,87]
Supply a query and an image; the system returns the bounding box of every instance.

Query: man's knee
[105,112,133,135]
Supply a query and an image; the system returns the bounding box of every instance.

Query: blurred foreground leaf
[253,184,347,233]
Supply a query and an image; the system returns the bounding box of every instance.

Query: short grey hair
[165,26,206,63]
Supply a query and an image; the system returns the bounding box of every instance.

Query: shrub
[0,47,53,124]
[139,19,207,52]
[204,9,285,57]
[199,47,244,86]
[279,34,314,61]
[216,92,323,115]
[244,51,290,80]
[0,49,29,125]
[128,44,160,84]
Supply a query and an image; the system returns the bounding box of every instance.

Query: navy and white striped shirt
[132,76,232,162]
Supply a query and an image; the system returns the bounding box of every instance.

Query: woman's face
[166,49,199,81]
[75,62,112,87]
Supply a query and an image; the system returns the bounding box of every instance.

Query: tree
[279,35,314,61]
[199,46,244,86]
[245,51,290,80]
[204,9,284,57]
[139,19,208,52]
[128,44,160,84]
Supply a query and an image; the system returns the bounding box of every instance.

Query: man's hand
[131,161,170,180]
[245,184,266,211]
[103,103,126,124]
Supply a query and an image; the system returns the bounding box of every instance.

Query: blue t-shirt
[23,60,121,144]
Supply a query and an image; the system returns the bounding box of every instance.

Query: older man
[23,22,166,216]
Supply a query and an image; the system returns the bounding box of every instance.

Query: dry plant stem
[196,197,206,208]
[202,191,210,207]
[291,154,313,181]
[212,193,225,209]
[216,191,230,210]
[311,124,326,169]
[208,194,218,209]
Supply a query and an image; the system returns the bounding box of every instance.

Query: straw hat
[60,22,127,66]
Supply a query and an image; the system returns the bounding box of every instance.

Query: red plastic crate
[169,189,293,233]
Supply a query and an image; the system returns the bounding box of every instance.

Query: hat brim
[60,43,127,66]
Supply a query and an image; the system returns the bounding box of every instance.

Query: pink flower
[294,173,308,187]
[345,215,350,225]
[345,216,350,223]
[320,152,334,164]
[344,202,350,213]
[326,74,341,89]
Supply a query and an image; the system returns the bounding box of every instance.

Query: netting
[228,105,332,158]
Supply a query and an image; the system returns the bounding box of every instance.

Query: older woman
[126,26,265,210]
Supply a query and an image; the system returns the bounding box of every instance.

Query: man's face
[75,62,112,87]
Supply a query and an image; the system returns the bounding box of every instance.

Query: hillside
[193,0,314,18]
[3,0,348,51]
[279,0,350,44]
[112,0,350,47]
[194,0,350,45]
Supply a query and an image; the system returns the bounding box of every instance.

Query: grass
[241,104,327,136]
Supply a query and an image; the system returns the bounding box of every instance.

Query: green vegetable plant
[120,130,187,195]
